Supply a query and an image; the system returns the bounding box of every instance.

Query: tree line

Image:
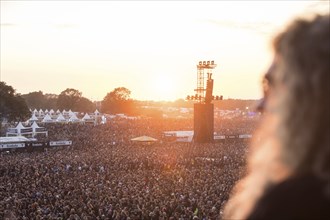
[0,82,137,125]
[1,81,259,126]
[21,87,135,115]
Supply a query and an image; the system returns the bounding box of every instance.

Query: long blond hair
[223,14,330,219]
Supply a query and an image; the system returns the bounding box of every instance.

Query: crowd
[0,116,259,219]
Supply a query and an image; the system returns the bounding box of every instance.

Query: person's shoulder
[247,174,330,220]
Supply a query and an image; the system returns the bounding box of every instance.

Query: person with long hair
[224,14,330,220]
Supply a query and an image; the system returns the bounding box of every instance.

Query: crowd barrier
[0,140,72,152]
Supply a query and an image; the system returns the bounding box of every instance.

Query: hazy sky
[1,1,329,101]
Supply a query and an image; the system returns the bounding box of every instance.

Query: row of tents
[31,109,100,117]
[28,112,99,124]
[6,122,48,137]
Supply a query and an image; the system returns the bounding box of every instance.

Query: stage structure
[187,61,222,143]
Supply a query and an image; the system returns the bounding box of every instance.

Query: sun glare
[151,75,176,101]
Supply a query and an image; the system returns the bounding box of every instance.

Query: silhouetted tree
[101,87,135,114]
[43,93,58,110]
[0,81,30,126]
[57,88,82,111]
[22,91,58,111]
[76,97,96,113]
[22,91,45,110]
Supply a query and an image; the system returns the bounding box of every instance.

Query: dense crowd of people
[1,116,259,219]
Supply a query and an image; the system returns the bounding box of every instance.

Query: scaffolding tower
[195,60,217,103]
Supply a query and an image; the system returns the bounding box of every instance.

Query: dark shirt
[247,174,330,220]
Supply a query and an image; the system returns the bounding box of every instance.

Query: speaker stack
[194,103,214,143]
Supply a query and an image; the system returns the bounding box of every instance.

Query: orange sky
[1,1,328,101]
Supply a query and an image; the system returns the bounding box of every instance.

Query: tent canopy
[16,122,27,130]
[6,122,33,136]
[82,113,91,120]
[69,114,80,122]
[31,121,40,129]
[29,113,38,122]
[56,113,67,122]
[131,136,158,142]
[42,114,53,123]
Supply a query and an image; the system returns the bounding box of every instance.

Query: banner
[49,141,72,146]
[0,143,25,149]
[239,134,252,139]
[214,135,226,140]
[31,142,48,147]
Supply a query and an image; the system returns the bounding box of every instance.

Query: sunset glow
[1,1,328,101]
[151,74,178,101]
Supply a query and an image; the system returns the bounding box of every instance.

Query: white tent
[49,109,55,115]
[31,121,48,137]
[69,114,81,123]
[56,113,67,123]
[56,109,61,114]
[42,114,54,123]
[33,109,38,115]
[28,113,39,123]
[68,109,75,117]
[44,109,49,114]
[38,109,44,117]
[6,122,33,137]
[82,113,91,120]
[94,109,100,115]
[131,136,158,143]
[82,113,94,124]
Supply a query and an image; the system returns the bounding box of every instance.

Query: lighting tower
[195,60,217,103]
[187,60,221,143]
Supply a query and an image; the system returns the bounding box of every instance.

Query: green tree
[44,93,58,110]
[0,81,30,125]
[76,97,96,113]
[101,87,135,114]
[57,88,82,111]
[22,91,45,110]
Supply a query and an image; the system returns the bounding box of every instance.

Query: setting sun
[151,74,177,101]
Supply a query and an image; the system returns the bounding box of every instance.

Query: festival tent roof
[56,113,67,122]
[31,121,40,129]
[31,121,48,136]
[6,122,33,136]
[16,122,27,130]
[42,114,53,123]
[69,114,80,122]
[56,109,61,114]
[82,113,91,120]
[49,109,55,114]
[130,136,158,142]
[29,113,39,122]
[94,109,100,114]
[68,109,75,116]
